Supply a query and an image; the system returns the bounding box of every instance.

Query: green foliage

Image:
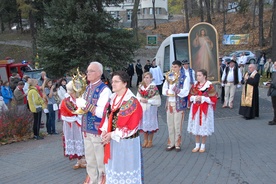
[36,0,139,78]
[168,0,183,14]
[238,0,250,14]
[0,0,17,30]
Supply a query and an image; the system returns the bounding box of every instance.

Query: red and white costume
[60,94,84,159]
[187,81,217,136]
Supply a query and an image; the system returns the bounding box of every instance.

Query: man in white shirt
[162,60,190,152]
[150,58,164,95]
[221,60,242,109]
[238,52,247,76]
[182,60,195,90]
[77,61,112,184]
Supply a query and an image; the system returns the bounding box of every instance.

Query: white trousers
[83,133,105,184]
[166,102,185,147]
[224,83,237,107]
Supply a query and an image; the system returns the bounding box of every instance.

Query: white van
[154,33,189,73]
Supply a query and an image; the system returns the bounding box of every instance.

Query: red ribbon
[192,101,208,126]
[103,111,113,164]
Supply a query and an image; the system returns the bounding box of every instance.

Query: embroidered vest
[175,70,187,111]
[223,66,239,85]
[189,68,194,84]
[82,82,107,134]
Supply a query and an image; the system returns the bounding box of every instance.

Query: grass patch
[0,31,32,61]
[0,31,31,41]
[0,44,32,62]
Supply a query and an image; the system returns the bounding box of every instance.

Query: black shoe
[52,132,59,135]
[33,136,43,140]
[268,121,276,125]
[37,136,44,140]
[166,146,175,151]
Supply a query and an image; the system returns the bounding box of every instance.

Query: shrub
[0,106,33,143]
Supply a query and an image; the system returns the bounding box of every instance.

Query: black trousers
[221,87,225,103]
[272,96,276,122]
[33,111,42,136]
[267,72,272,79]
[157,84,163,95]
[128,75,133,87]
[137,75,142,86]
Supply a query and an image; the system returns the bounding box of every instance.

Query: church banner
[223,34,249,45]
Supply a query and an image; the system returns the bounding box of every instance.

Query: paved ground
[1,83,276,184]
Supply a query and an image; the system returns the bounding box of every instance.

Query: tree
[199,0,204,22]
[17,0,40,56]
[271,0,276,60]
[259,0,264,47]
[205,0,212,24]
[0,0,17,32]
[252,0,257,27]
[131,0,139,41]
[152,0,156,29]
[184,0,189,32]
[222,0,226,34]
[216,0,221,13]
[37,0,139,78]
[168,0,183,14]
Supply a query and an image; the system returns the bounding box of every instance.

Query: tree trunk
[184,0,189,32]
[0,14,3,33]
[210,0,214,14]
[252,0,257,27]
[269,1,274,39]
[223,0,226,34]
[217,0,221,13]
[29,10,36,57]
[199,0,204,22]
[131,0,139,42]
[205,0,212,23]
[259,0,264,47]
[271,0,276,60]
[152,0,156,29]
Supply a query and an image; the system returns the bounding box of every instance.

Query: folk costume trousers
[166,102,184,147]
[224,83,236,107]
[83,133,105,184]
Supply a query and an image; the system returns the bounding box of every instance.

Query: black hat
[182,60,190,64]
[228,59,237,64]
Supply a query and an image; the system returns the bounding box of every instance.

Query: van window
[164,45,170,72]
[173,37,189,62]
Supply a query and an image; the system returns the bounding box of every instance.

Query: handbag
[53,103,58,111]
[54,95,61,104]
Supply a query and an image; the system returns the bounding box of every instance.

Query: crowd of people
[1,54,276,184]
[0,72,72,133]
